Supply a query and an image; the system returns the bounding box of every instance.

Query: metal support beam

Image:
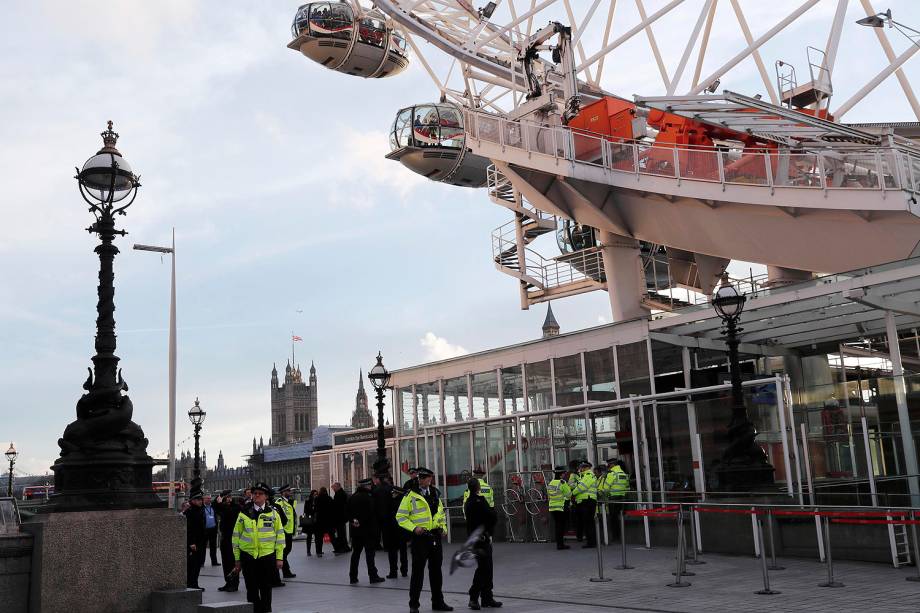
[885,310,920,506]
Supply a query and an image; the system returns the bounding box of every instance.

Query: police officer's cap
[358,477,373,487]
[189,488,204,500]
[251,482,272,495]
[606,457,617,465]
[416,467,434,478]
[554,465,567,472]
[579,460,593,468]
[279,483,292,492]
[408,467,419,474]
[472,467,486,476]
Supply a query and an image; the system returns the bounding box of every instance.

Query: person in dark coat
[331,482,350,553]
[184,489,207,590]
[373,473,407,578]
[314,487,335,557]
[347,478,386,584]
[301,490,318,556]
[216,490,241,592]
[268,490,289,587]
[464,479,502,610]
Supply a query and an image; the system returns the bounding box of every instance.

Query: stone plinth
[22,508,185,613]
[0,533,33,613]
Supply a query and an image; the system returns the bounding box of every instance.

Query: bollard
[667,507,691,587]
[766,508,785,571]
[908,512,920,583]
[590,505,612,583]
[755,517,780,595]
[818,516,844,588]
[685,509,704,565]
[615,505,634,570]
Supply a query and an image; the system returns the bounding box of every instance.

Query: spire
[358,369,365,391]
[252,437,257,454]
[542,302,560,338]
[272,363,277,376]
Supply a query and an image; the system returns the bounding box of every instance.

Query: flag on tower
[292,335,303,342]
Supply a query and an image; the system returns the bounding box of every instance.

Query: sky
[1,0,919,478]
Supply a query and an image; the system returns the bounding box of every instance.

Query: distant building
[271,360,318,445]
[350,370,374,429]
[542,302,560,338]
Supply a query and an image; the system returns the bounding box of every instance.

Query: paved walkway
[200,540,920,613]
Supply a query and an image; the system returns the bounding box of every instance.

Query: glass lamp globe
[368,352,391,391]
[4,443,16,463]
[188,398,206,426]
[712,279,746,320]
[77,121,140,204]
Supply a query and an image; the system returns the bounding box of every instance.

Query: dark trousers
[241,552,276,613]
[205,527,219,565]
[187,545,205,588]
[408,532,445,608]
[468,539,494,602]
[573,504,583,541]
[607,502,623,541]
[304,527,315,554]
[551,510,568,548]
[220,538,239,588]
[578,500,597,547]
[335,522,349,552]
[383,525,408,574]
[350,532,380,581]
[281,533,294,576]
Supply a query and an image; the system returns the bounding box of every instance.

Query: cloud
[420,332,468,361]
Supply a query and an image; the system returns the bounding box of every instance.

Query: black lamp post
[712,275,774,490]
[5,443,17,497]
[367,352,391,476]
[188,398,206,491]
[51,122,161,511]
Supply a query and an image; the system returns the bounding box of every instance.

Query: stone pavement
[200,540,920,613]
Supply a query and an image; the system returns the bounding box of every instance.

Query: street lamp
[188,398,206,491]
[134,232,178,510]
[367,352,391,475]
[51,121,161,511]
[711,274,774,490]
[857,10,920,48]
[5,443,17,497]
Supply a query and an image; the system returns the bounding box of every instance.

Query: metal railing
[465,109,920,195]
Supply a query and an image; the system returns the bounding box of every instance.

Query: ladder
[889,518,912,567]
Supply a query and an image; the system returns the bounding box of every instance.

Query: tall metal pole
[6,458,13,497]
[376,386,387,472]
[193,423,201,484]
[168,229,177,510]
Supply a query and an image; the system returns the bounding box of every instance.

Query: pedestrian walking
[232,482,285,613]
[301,490,318,556]
[347,477,386,584]
[184,488,207,590]
[217,490,242,592]
[203,494,220,567]
[547,466,572,550]
[332,482,351,553]
[314,486,335,557]
[396,467,453,613]
[463,478,502,610]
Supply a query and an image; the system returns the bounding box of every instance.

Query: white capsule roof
[288,2,409,79]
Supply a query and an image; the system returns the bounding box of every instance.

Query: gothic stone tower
[270,360,318,444]
[350,369,373,429]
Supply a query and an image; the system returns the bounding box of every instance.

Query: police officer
[232,482,285,613]
[546,466,572,550]
[217,490,242,592]
[395,467,453,613]
[347,477,386,584]
[275,484,297,580]
[599,459,630,540]
[373,473,407,579]
[572,461,598,548]
[566,460,582,542]
[184,488,207,590]
[462,468,494,513]
[463,478,502,610]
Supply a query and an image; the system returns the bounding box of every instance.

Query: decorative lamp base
[50,453,162,512]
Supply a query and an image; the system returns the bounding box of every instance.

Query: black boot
[481,599,503,608]
[468,599,481,610]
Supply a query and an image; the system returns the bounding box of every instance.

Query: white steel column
[167,231,177,510]
[861,416,879,506]
[599,231,646,321]
[682,348,704,495]
[774,375,794,497]
[885,311,920,505]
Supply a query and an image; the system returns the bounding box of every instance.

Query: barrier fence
[585,499,920,594]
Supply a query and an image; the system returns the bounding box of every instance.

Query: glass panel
[471,371,498,419]
[391,108,411,150]
[340,452,356,493]
[309,3,354,40]
[417,436,428,470]
[398,388,414,435]
[436,103,465,148]
[520,416,553,473]
[444,430,472,518]
[585,348,618,403]
[412,105,440,147]
[639,143,677,177]
[525,360,553,411]
[501,366,525,413]
[552,415,588,470]
[617,341,652,398]
[553,354,583,407]
[358,14,386,47]
[722,150,768,185]
[473,427,487,476]
[651,340,684,394]
[415,381,441,426]
[398,439,416,486]
[389,29,408,56]
[641,401,693,499]
[291,4,312,37]
[443,376,469,423]
[681,148,720,181]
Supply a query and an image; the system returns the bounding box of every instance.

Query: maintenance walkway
[200,541,920,613]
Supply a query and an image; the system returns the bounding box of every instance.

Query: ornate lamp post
[51,122,161,511]
[5,443,17,497]
[367,352,392,476]
[187,398,206,492]
[712,275,774,490]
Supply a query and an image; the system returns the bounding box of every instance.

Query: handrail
[466,109,920,196]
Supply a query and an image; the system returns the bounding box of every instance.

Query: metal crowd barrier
[591,499,920,594]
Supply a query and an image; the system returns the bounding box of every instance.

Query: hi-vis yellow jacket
[396,490,447,533]
[232,506,285,561]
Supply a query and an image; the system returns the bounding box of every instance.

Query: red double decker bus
[22,485,54,500]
